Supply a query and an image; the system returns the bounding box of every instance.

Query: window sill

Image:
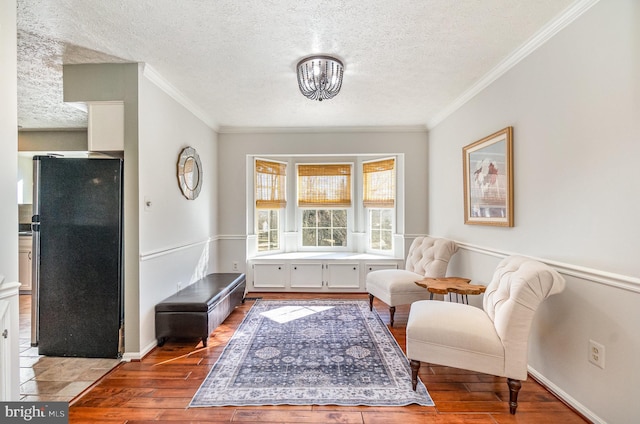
[249,252,401,261]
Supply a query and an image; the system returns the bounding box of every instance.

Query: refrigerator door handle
[31,157,42,347]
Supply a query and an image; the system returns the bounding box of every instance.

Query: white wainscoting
[444,239,638,424]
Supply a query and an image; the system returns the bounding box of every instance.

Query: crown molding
[142,64,219,131]
[217,125,428,134]
[426,0,601,129]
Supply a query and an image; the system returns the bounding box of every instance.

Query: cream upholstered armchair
[366,236,458,326]
[406,256,566,414]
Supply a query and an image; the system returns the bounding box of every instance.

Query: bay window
[252,155,398,255]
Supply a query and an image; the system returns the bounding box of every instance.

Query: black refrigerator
[32,155,123,358]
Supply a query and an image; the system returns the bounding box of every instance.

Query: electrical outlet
[177,281,183,291]
[232,261,239,271]
[588,339,605,369]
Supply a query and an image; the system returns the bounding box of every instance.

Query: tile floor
[18,295,121,402]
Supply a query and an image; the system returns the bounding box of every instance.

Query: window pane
[318,229,333,246]
[333,228,347,246]
[270,210,279,229]
[332,209,347,227]
[257,209,279,252]
[318,209,331,227]
[381,230,392,249]
[303,210,316,227]
[371,209,381,228]
[381,209,392,230]
[301,209,348,248]
[302,229,317,246]
[369,208,392,251]
[371,230,381,248]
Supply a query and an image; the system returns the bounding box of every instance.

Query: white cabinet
[249,253,402,293]
[88,102,124,151]
[0,281,21,401]
[326,263,360,289]
[18,236,32,293]
[290,263,323,288]
[252,263,287,289]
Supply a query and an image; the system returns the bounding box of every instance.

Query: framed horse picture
[463,127,514,227]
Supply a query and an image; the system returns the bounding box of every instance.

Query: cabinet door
[290,263,323,288]
[18,250,32,292]
[252,263,286,288]
[326,263,360,289]
[0,299,10,400]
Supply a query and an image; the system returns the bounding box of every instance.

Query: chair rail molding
[453,240,639,294]
[216,234,247,240]
[140,237,214,262]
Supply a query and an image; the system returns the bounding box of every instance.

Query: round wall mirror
[177,146,203,200]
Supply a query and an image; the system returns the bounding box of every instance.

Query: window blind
[297,164,352,207]
[363,158,395,208]
[255,159,287,209]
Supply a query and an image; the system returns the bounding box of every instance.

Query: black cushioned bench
[155,273,246,347]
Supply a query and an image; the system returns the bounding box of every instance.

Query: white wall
[428,1,639,422]
[0,0,18,283]
[62,63,217,358]
[0,0,20,401]
[63,62,143,356]
[137,68,217,356]
[217,130,428,272]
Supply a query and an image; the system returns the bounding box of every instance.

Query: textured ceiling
[16,0,576,130]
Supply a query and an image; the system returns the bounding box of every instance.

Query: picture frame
[463,127,513,226]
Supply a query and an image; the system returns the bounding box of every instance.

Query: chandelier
[296,55,344,101]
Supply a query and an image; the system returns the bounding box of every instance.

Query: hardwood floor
[69,293,588,423]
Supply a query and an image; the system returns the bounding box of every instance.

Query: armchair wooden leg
[507,378,522,414]
[389,306,396,327]
[368,293,374,311]
[410,360,421,391]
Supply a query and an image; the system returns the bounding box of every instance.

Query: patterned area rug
[190,299,433,407]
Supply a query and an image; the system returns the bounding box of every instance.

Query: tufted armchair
[366,236,458,326]
[406,256,566,414]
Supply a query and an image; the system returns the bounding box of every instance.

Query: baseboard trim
[528,365,603,424]
[122,339,157,362]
